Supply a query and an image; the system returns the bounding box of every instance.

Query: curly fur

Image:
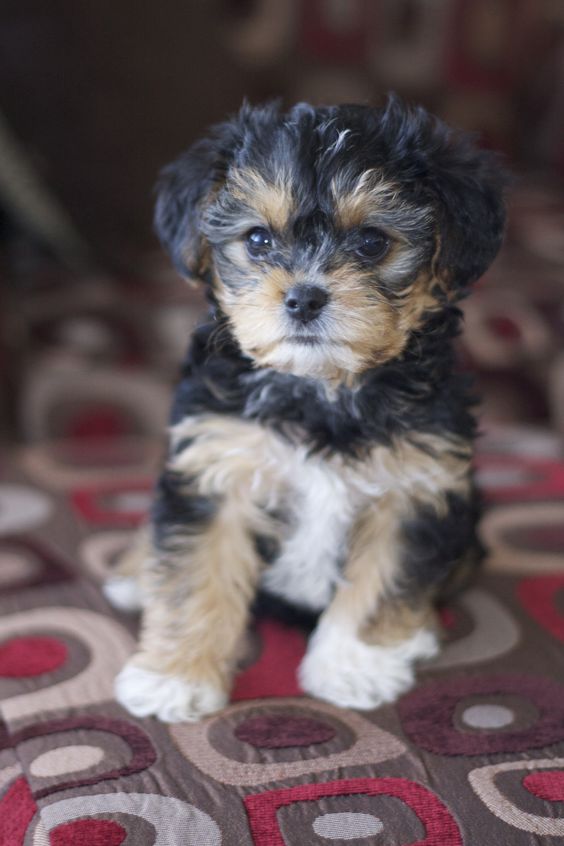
[111,96,506,722]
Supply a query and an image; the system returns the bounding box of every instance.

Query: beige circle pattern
[480,502,564,573]
[29,745,105,778]
[469,757,564,836]
[0,607,134,723]
[429,588,519,669]
[170,697,405,786]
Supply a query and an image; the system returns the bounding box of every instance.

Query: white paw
[299,622,439,710]
[103,577,145,612]
[114,663,228,722]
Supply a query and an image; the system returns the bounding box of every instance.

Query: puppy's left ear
[380,96,507,296]
[427,127,507,296]
[153,128,234,280]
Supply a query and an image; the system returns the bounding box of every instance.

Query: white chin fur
[299,621,439,710]
[103,577,145,612]
[115,663,227,723]
[263,340,359,378]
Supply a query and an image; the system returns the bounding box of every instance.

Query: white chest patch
[170,414,463,615]
[260,454,362,611]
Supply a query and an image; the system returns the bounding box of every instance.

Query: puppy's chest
[261,453,367,611]
[171,414,380,608]
[170,414,456,609]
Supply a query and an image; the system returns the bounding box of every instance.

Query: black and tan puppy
[105,97,505,722]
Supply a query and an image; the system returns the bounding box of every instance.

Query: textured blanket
[1,422,564,845]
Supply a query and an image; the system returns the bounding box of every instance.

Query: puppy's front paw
[299,623,438,710]
[114,662,228,723]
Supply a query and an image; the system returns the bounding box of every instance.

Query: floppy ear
[379,95,507,296]
[154,100,282,280]
[429,131,507,295]
[154,134,230,280]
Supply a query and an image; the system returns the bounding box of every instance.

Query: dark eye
[356,227,389,260]
[246,226,273,257]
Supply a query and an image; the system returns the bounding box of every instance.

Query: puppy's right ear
[154,133,231,280]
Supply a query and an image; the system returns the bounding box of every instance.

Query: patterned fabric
[1,424,564,844]
[1,178,564,844]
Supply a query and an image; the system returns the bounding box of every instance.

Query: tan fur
[215,265,294,360]
[214,256,444,385]
[312,431,470,646]
[170,417,471,505]
[169,414,291,505]
[133,497,264,691]
[324,493,439,648]
[125,416,284,693]
[117,108,491,719]
[230,168,295,231]
[115,403,470,713]
[331,170,403,229]
[125,438,273,693]
[125,417,470,692]
[203,165,445,384]
[331,169,433,233]
[359,600,440,647]
[327,264,443,368]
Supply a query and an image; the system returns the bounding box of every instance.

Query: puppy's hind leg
[103,525,153,612]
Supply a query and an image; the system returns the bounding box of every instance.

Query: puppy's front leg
[299,487,475,710]
[115,474,264,723]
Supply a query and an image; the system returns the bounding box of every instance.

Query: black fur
[155,96,506,292]
[153,97,506,604]
[400,489,484,597]
[152,470,216,551]
[168,307,477,456]
[252,588,319,631]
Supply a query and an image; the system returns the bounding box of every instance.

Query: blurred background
[0,0,563,458]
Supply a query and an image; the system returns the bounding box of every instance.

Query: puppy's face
[203,163,438,379]
[156,99,505,381]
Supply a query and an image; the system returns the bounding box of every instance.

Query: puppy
[105,96,505,722]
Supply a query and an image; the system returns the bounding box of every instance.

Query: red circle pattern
[517,574,564,641]
[0,636,67,677]
[51,819,127,846]
[235,714,336,748]
[523,771,564,802]
[244,777,463,846]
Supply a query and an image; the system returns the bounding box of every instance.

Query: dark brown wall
[1,1,562,267]
[0,1,255,261]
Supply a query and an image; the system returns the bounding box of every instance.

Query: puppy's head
[155,97,505,380]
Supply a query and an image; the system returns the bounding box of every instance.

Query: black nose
[284,285,329,323]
